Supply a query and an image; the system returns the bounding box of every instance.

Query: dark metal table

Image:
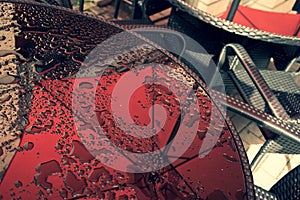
[0,1,254,199]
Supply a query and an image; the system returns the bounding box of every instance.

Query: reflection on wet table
[0,1,253,199]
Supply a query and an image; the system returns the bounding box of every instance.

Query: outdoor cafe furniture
[0,1,299,199]
[147,0,300,172]
[0,1,254,199]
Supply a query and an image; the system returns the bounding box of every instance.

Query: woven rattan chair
[217,43,300,171]
[170,0,299,69]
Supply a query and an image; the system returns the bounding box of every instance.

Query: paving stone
[258,154,289,180]
[288,154,300,169]
[255,0,286,9]
[194,0,231,16]
[246,122,264,139]
[240,128,265,146]
[246,143,264,163]
[230,114,252,132]
[253,167,277,190]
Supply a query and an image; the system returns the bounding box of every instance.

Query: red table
[0,1,254,199]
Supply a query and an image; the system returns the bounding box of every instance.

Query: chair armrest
[217,43,290,120]
[211,90,300,144]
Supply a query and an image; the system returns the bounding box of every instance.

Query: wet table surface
[0,1,254,199]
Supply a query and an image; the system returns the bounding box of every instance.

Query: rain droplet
[223,153,238,162]
[23,142,34,151]
[14,181,23,188]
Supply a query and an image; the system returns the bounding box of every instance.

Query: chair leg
[114,0,122,18]
[250,141,270,171]
[131,0,142,19]
[226,0,241,21]
[79,0,84,12]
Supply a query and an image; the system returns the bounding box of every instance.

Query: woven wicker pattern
[168,10,223,60]
[35,0,59,6]
[270,165,300,200]
[229,67,267,112]
[231,69,300,118]
[263,138,300,154]
[254,185,278,200]
[227,55,300,155]
[254,166,300,200]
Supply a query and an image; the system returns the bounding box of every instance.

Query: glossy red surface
[1,77,247,199]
